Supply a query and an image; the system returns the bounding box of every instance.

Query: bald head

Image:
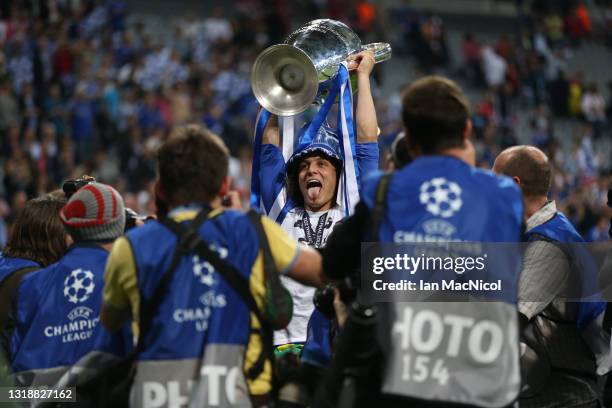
[493,145,551,198]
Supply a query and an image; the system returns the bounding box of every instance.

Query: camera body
[62,175,96,198]
[62,175,143,232]
[313,276,358,320]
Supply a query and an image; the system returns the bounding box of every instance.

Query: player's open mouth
[306,179,323,200]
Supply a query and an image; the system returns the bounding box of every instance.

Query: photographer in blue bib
[494,146,608,408]
[101,124,326,408]
[314,76,524,408]
[10,182,134,397]
[0,194,69,383]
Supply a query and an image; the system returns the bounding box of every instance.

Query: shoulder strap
[0,266,40,329]
[136,209,211,351]
[246,210,275,281]
[245,210,280,377]
[370,173,392,241]
[162,210,271,380]
[527,232,572,264]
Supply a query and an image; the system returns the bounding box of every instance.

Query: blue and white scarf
[250,62,360,223]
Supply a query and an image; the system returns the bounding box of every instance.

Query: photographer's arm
[259,216,327,288]
[287,247,327,288]
[101,237,139,333]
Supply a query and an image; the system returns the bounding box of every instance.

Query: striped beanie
[60,182,126,241]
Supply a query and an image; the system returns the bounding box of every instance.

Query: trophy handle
[361,42,392,63]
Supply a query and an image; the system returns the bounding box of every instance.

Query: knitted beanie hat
[60,182,126,241]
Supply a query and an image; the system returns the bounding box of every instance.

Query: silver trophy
[251,19,392,116]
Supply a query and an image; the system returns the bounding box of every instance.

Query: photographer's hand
[333,288,348,329]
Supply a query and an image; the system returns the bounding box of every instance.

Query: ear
[403,127,421,158]
[218,176,230,198]
[463,119,473,143]
[512,176,521,187]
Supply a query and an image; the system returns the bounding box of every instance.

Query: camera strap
[143,208,212,347]
[370,173,392,241]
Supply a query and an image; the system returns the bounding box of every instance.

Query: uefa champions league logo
[419,178,463,218]
[192,255,216,286]
[63,269,95,304]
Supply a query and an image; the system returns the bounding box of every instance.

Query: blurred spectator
[581,83,607,139]
[44,83,68,136]
[568,72,584,117]
[70,84,96,161]
[529,104,553,147]
[548,70,570,117]
[0,79,18,131]
[544,13,565,48]
[575,126,600,181]
[137,91,164,133]
[354,0,377,37]
[461,32,483,85]
[565,3,592,46]
[608,81,612,120]
[587,216,610,242]
[413,13,448,71]
[482,46,507,89]
[202,6,233,43]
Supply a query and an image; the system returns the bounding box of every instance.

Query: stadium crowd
[0,1,611,407]
[0,0,609,246]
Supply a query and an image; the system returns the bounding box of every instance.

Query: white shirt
[482,47,507,88]
[581,92,606,122]
[202,17,233,43]
[274,206,345,345]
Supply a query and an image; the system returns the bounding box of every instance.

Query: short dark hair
[157,124,229,207]
[497,146,551,197]
[4,195,68,267]
[401,76,471,154]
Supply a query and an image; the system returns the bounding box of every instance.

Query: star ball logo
[419,177,463,218]
[64,268,95,304]
[192,255,216,286]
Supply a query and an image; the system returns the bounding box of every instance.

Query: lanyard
[301,211,328,248]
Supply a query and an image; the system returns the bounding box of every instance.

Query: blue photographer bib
[362,156,524,407]
[127,209,273,408]
[525,211,606,330]
[0,256,39,287]
[11,244,133,387]
[526,211,582,243]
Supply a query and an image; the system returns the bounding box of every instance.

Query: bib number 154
[401,354,449,385]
